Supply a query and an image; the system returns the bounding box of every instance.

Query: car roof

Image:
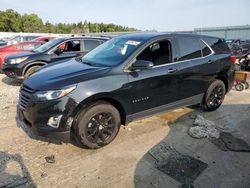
[116,32,221,41]
[57,36,109,41]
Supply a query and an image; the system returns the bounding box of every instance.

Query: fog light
[47,115,62,128]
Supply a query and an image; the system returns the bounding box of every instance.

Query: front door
[50,40,82,62]
[126,39,181,117]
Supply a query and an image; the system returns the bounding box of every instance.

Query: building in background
[194,25,250,40]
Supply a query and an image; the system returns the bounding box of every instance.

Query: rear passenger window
[204,38,230,54]
[84,40,100,51]
[177,38,202,61]
[200,40,212,56]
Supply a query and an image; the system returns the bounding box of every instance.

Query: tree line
[0,9,138,34]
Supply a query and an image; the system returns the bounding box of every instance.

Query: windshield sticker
[121,44,128,55]
[126,40,141,46]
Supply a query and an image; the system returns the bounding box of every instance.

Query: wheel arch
[23,61,47,75]
[215,76,229,92]
[72,95,127,126]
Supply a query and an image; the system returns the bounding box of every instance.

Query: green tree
[0,9,22,32]
[21,13,44,32]
[0,9,139,34]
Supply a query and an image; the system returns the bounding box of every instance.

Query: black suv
[3,37,108,79]
[17,33,235,149]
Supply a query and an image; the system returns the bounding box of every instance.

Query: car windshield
[8,35,21,42]
[33,38,62,53]
[82,37,143,67]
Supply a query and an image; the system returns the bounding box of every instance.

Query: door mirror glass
[130,60,153,70]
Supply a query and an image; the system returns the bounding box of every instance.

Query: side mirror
[54,48,63,55]
[130,60,154,71]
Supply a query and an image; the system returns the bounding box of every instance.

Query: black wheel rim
[207,85,224,107]
[85,112,115,144]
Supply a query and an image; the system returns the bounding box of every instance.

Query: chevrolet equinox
[17,33,235,148]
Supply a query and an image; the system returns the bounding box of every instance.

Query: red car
[0,36,57,69]
[0,41,44,69]
[33,36,56,42]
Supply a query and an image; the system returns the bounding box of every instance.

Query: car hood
[5,51,37,60]
[24,58,111,90]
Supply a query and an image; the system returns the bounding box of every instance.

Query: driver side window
[57,40,81,53]
[137,40,172,66]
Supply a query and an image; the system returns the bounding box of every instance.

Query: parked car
[3,36,108,79]
[0,35,40,47]
[0,41,45,69]
[17,32,235,149]
[33,36,56,43]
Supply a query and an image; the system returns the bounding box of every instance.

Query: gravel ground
[0,73,249,188]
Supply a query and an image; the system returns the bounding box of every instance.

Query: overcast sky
[1,0,250,31]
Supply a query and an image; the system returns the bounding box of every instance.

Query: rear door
[175,36,217,100]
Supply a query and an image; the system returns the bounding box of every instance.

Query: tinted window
[84,40,100,51]
[60,40,80,52]
[177,38,202,61]
[24,36,37,41]
[137,40,172,66]
[200,40,212,56]
[204,38,230,54]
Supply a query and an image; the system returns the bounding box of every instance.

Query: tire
[74,101,121,149]
[244,81,249,90]
[24,65,42,79]
[235,83,244,91]
[201,80,226,111]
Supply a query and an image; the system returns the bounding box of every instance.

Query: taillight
[231,56,236,64]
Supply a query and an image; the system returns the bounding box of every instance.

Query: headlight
[33,85,76,101]
[9,57,28,64]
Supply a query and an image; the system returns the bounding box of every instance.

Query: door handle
[207,60,214,64]
[168,68,178,73]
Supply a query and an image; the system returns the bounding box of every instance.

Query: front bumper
[2,63,25,80]
[17,96,78,143]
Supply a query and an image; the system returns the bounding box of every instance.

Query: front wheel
[201,80,226,111]
[74,102,121,149]
[24,65,42,79]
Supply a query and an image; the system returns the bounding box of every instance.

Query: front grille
[18,85,35,111]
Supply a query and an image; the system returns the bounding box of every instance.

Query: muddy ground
[0,73,249,188]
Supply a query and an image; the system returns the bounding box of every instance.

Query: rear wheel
[243,81,249,90]
[24,65,42,79]
[201,80,226,111]
[74,102,121,149]
[235,83,244,91]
